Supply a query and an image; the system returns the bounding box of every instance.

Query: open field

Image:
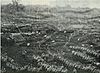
[1,5,100,73]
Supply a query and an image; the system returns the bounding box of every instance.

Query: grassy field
[1,6,100,73]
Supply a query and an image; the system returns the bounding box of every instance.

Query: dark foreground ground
[1,7,100,73]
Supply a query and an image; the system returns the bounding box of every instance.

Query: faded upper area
[1,0,100,8]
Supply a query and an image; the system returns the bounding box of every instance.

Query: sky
[1,0,100,8]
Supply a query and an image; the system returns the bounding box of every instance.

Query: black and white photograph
[1,0,100,73]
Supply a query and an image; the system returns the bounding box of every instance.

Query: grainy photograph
[1,0,100,73]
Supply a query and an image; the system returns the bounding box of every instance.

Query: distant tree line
[1,0,25,14]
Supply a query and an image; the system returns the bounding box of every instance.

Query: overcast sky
[1,0,100,8]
